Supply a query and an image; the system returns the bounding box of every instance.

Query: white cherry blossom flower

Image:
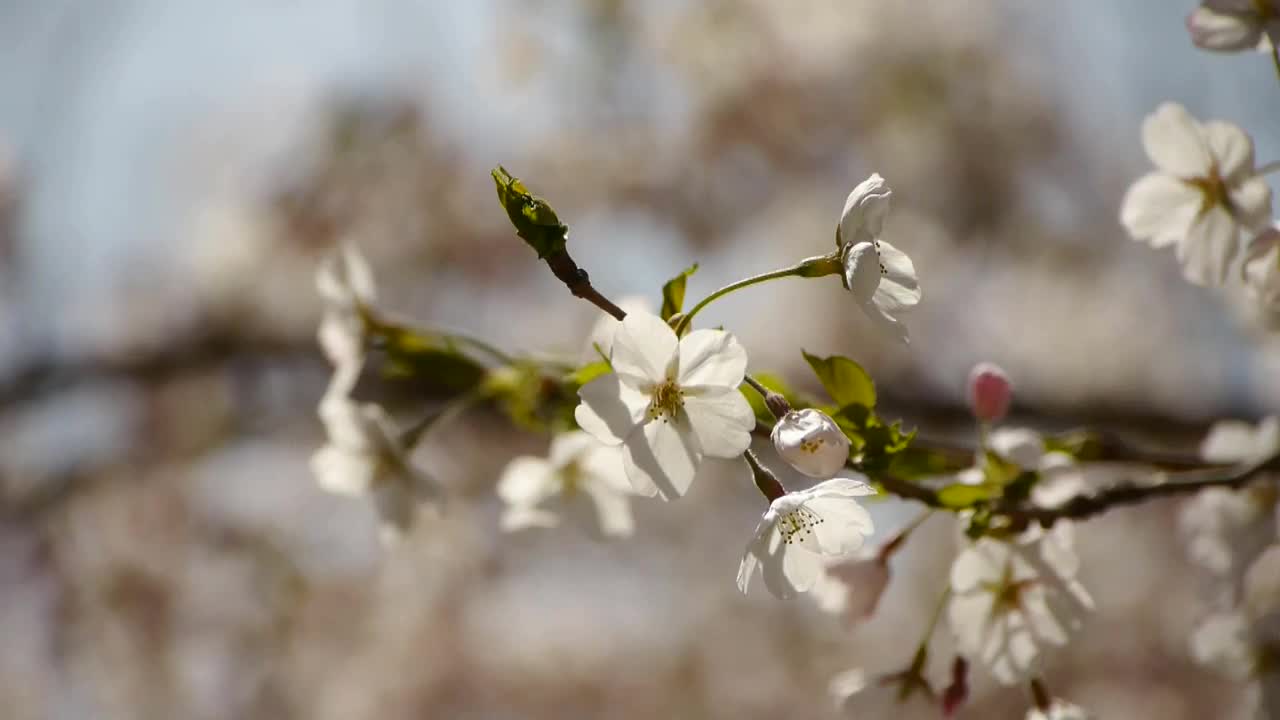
[953,427,1080,492]
[311,387,440,546]
[496,431,637,537]
[574,310,755,500]
[1187,0,1280,52]
[771,408,851,478]
[737,476,876,598]
[838,174,922,344]
[1243,224,1280,307]
[316,243,377,369]
[1202,416,1280,463]
[1120,103,1273,286]
[948,528,1094,685]
[1027,698,1092,720]
[578,295,653,365]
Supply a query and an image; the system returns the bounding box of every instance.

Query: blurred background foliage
[0,1,1278,718]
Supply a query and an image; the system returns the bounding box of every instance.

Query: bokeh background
[1,1,1278,718]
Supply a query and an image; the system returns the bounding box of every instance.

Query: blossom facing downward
[316,244,377,370]
[737,476,876,598]
[1187,1,1280,52]
[771,408,851,478]
[948,528,1094,685]
[496,431,637,537]
[1120,103,1272,286]
[311,388,441,546]
[574,311,755,500]
[968,362,1012,423]
[838,174,922,343]
[1244,224,1280,307]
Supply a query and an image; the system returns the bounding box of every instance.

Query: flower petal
[575,374,647,445]
[622,414,701,500]
[682,387,755,458]
[1142,103,1213,177]
[677,329,748,388]
[1176,205,1239,286]
[1203,120,1256,180]
[806,498,873,554]
[839,173,892,247]
[1187,7,1265,51]
[611,311,678,382]
[584,482,635,537]
[1119,173,1201,247]
[1230,175,1274,232]
[496,456,556,505]
[782,545,824,594]
[857,299,910,345]
[872,240,921,312]
[311,445,378,496]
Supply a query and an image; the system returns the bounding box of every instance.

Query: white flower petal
[612,311,679,382]
[677,329,748,388]
[316,243,377,308]
[501,505,561,532]
[1202,120,1257,180]
[1142,103,1213,177]
[310,445,378,496]
[622,414,701,501]
[782,545,824,594]
[1187,7,1265,51]
[575,374,647,445]
[1176,205,1239,286]
[584,482,636,537]
[682,388,754,458]
[858,299,910,344]
[806,498,873,554]
[873,240,921,312]
[843,240,882,301]
[1119,173,1202,247]
[1230,175,1274,231]
[840,173,892,247]
[989,428,1047,468]
[496,456,556,505]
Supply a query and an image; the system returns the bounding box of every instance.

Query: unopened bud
[967,362,1011,423]
[771,408,851,478]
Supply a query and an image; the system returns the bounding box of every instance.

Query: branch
[543,250,626,320]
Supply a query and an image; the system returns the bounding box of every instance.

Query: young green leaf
[660,263,699,322]
[937,482,1002,509]
[802,351,876,409]
[491,166,569,260]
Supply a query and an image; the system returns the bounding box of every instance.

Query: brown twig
[544,250,627,321]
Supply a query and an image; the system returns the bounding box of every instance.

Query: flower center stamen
[779,506,824,544]
[1188,170,1233,217]
[646,381,685,423]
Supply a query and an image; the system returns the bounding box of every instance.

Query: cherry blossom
[496,431,637,537]
[1027,698,1092,720]
[574,310,755,500]
[737,476,876,599]
[771,408,851,479]
[1120,103,1272,286]
[810,548,891,625]
[838,173,922,343]
[1243,224,1280,307]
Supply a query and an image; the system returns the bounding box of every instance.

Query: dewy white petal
[611,311,679,381]
[622,412,699,500]
[1202,120,1257,180]
[1176,205,1238,286]
[575,374,647,445]
[1141,102,1213,177]
[1119,173,1202,248]
[682,387,754,458]
[839,173,892,247]
[872,239,922,312]
[677,329,748,388]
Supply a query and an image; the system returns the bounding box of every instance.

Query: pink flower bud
[967,362,1011,423]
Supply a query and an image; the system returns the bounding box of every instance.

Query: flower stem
[908,585,952,674]
[743,374,792,418]
[400,386,486,449]
[674,254,841,335]
[1271,40,1280,89]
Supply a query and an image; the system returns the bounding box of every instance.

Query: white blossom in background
[1191,544,1280,717]
[1187,0,1280,52]
[810,548,891,625]
[1244,224,1280,307]
[954,427,1079,489]
[737,476,876,598]
[496,431,637,537]
[1120,103,1272,286]
[316,243,377,370]
[1181,417,1279,583]
[948,527,1094,685]
[1027,698,1092,720]
[311,384,441,547]
[838,173,922,344]
[771,408,851,478]
[574,311,755,500]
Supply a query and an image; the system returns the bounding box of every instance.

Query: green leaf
[888,446,964,478]
[802,351,876,409]
[981,449,1022,486]
[491,166,569,260]
[937,482,1002,509]
[565,360,612,388]
[1044,429,1103,460]
[377,324,487,392]
[660,263,699,322]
